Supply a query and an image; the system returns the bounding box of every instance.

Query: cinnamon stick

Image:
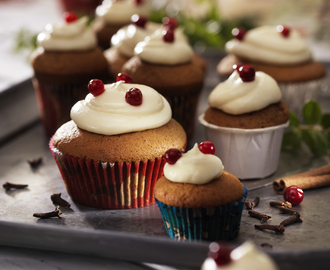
[273,164,330,194]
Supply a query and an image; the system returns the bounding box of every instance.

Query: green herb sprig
[282,100,330,157]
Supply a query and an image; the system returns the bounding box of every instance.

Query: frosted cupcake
[93,0,152,50]
[30,13,109,137]
[50,75,186,209]
[217,25,326,115]
[154,141,247,241]
[199,65,289,179]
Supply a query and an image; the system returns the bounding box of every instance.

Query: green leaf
[301,129,328,156]
[289,110,300,128]
[302,99,322,125]
[321,113,330,129]
[282,128,302,151]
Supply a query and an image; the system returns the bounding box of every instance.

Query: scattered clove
[33,206,62,219]
[27,157,43,169]
[261,243,273,249]
[3,182,28,191]
[280,213,303,227]
[270,201,292,209]
[51,193,71,208]
[255,224,285,234]
[248,210,272,223]
[278,206,299,215]
[245,197,260,209]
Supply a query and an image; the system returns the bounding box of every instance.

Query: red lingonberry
[232,28,246,41]
[276,25,290,37]
[208,242,232,266]
[162,17,177,30]
[125,88,143,106]
[64,12,78,23]
[238,65,255,82]
[88,79,105,96]
[165,149,182,165]
[232,63,243,71]
[198,141,215,155]
[117,73,132,83]
[131,14,147,28]
[163,28,174,43]
[283,185,304,206]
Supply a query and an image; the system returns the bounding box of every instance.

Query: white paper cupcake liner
[199,114,289,179]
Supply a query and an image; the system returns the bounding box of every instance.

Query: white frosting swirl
[225,25,312,65]
[37,16,97,51]
[96,0,152,24]
[134,28,194,65]
[201,241,278,270]
[163,144,224,185]
[111,22,161,57]
[70,81,172,135]
[208,70,282,115]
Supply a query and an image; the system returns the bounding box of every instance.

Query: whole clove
[3,182,28,191]
[27,157,43,169]
[51,193,71,208]
[255,224,285,234]
[270,201,292,209]
[248,210,272,223]
[245,197,260,209]
[278,206,299,215]
[33,206,62,219]
[280,213,303,227]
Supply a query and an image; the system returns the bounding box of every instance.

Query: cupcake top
[111,17,161,58]
[208,65,282,115]
[225,25,312,65]
[134,27,194,65]
[201,241,278,270]
[163,143,224,185]
[37,15,97,51]
[70,78,171,135]
[95,0,152,24]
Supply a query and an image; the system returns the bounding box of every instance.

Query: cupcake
[121,25,205,144]
[154,141,248,241]
[104,14,161,79]
[217,25,326,115]
[201,241,278,270]
[50,75,186,209]
[199,65,289,179]
[93,0,152,50]
[30,13,109,137]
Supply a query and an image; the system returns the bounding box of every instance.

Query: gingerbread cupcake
[154,142,247,241]
[93,0,152,50]
[217,25,326,115]
[30,13,109,137]
[50,75,186,209]
[199,65,289,179]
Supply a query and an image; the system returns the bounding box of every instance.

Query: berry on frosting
[208,242,232,266]
[283,185,304,206]
[131,14,147,28]
[232,63,243,71]
[117,73,133,83]
[88,79,105,96]
[198,141,215,155]
[162,17,177,30]
[165,148,182,165]
[162,28,174,43]
[232,27,246,41]
[238,65,255,82]
[125,87,143,106]
[276,25,290,38]
[64,12,78,23]
[134,0,143,5]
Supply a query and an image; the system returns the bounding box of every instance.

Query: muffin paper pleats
[155,186,248,241]
[49,138,166,209]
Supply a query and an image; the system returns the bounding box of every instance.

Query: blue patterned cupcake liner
[155,185,248,241]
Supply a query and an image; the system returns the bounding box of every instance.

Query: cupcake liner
[155,185,248,241]
[199,114,289,179]
[49,138,166,209]
[278,77,325,117]
[33,79,89,137]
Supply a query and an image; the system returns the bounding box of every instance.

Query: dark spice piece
[255,224,285,234]
[270,201,292,208]
[261,243,273,249]
[278,206,299,215]
[27,157,43,169]
[3,182,28,191]
[33,206,62,219]
[245,197,260,209]
[51,193,71,208]
[248,210,271,223]
[280,213,303,227]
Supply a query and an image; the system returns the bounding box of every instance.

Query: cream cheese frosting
[225,25,312,65]
[208,70,282,115]
[134,28,194,65]
[37,16,97,51]
[163,144,224,185]
[95,0,152,24]
[70,81,171,135]
[201,241,278,270]
[111,22,161,57]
